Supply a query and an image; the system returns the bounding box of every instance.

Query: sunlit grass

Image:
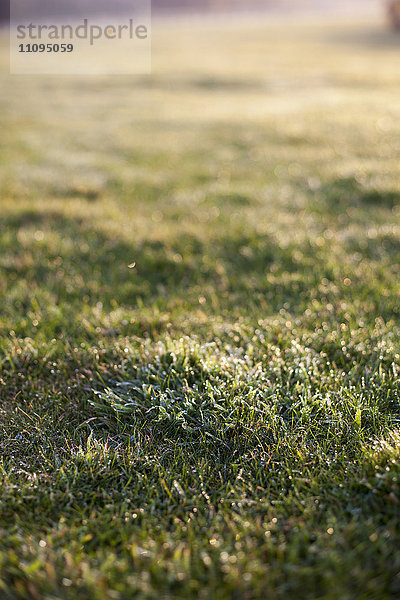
[0,16,400,599]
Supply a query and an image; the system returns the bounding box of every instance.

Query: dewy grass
[1,16,400,600]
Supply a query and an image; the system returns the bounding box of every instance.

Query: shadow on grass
[0,208,321,314]
[310,176,400,213]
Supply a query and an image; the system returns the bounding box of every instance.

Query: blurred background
[0,0,389,21]
[2,1,399,29]
[151,0,380,16]
[1,0,400,335]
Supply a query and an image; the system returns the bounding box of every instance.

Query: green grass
[1,16,400,599]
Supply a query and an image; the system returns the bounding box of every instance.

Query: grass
[1,15,400,599]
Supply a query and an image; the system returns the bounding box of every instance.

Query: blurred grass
[1,16,400,600]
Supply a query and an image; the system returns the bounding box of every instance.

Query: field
[1,15,400,599]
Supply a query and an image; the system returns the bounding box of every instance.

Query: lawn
[1,15,400,599]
